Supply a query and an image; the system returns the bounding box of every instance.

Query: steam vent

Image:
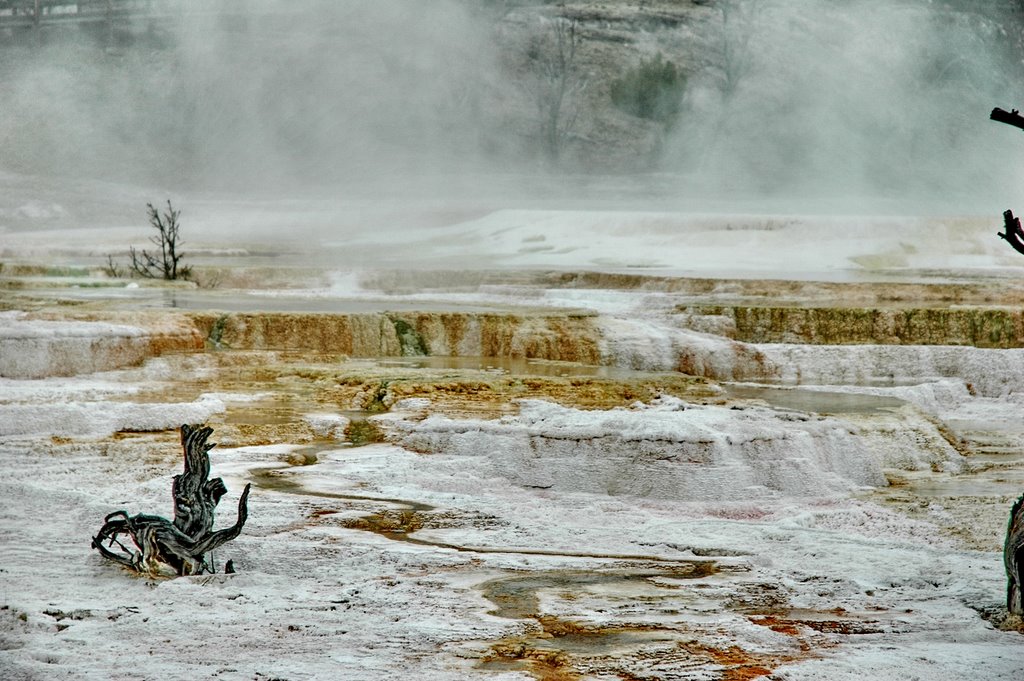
[3,1,1024,680]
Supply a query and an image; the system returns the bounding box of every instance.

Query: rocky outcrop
[494,1,719,168]
[0,311,204,379]
[189,311,603,364]
[392,396,963,500]
[685,305,1024,348]
[11,303,1024,402]
[754,344,1024,398]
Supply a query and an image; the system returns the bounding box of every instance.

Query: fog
[0,1,507,194]
[667,0,1024,211]
[1,0,1023,214]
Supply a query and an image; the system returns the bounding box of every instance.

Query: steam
[668,0,1024,211]
[0,0,1022,212]
[0,1,502,192]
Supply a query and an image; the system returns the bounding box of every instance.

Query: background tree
[610,53,686,127]
[525,15,588,163]
[129,200,191,281]
[719,0,761,99]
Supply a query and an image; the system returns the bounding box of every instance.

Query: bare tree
[130,200,191,281]
[719,0,761,99]
[525,16,588,163]
[103,254,125,279]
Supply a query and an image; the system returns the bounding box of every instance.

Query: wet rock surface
[3,266,1024,679]
[684,304,1024,348]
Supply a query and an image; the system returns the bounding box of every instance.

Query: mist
[666,0,1024,211]
[0,1,509,194]
[1,0,1023,213]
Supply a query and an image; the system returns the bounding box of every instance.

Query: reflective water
[372,355,637,379]
[21,287,520,313]
[906,469,1024,498]
[725,384,905,414]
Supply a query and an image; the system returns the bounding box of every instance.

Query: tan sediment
[0,310,205,378]
[329,373,714,418]
[361,270,1024,308]
[187,311,603,363]
[685,305,1024,348]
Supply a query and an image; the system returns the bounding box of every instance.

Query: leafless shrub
[719,0,762,99]
[103,254,125,279]
[129,200,191,281]
[525,16,588,163]
[190,267,224,289]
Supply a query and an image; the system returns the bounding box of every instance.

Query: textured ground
[3,200,1024,679]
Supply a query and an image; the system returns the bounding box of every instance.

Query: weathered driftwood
[92,424,250,576]
[990,108,1024,258]
[1006,494,1024,615]
[998,209,1024,256]
[991,107,1024,132]
[173,424,228,538]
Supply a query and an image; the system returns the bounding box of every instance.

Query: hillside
[0,0,1021,206]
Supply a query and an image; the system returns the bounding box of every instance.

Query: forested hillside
[1,0,1022,204]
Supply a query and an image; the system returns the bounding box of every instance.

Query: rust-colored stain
[678,641,787,681]
[751,614,802,637]
[485,623,797,681]
[483,642,579,681]
[482,616,632,681]
[535,615,606,637]
[750,606,886,637]
[185,310,611,361]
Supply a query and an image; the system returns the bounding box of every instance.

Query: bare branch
[525,15,587,163]
[92,424,250,577]
[103,254,124,279]
[127,200,190,280]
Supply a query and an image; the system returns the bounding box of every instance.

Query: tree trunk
[991,107,1024,132]
[998,209,1024,256]
[92,424,251,576]
[1006,493,1024,615]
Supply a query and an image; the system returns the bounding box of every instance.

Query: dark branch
[93,424,250,576]
[998,210,1024,256]
[126,200,190,281]
[1005,493,1024,615]
[991,107,1024,132]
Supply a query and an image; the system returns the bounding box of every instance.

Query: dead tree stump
[989,108,1024,257]
[991,107,1024,132]
[998,210,1024,256]
[1006,494,1024,615]
[92,424,251,576]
